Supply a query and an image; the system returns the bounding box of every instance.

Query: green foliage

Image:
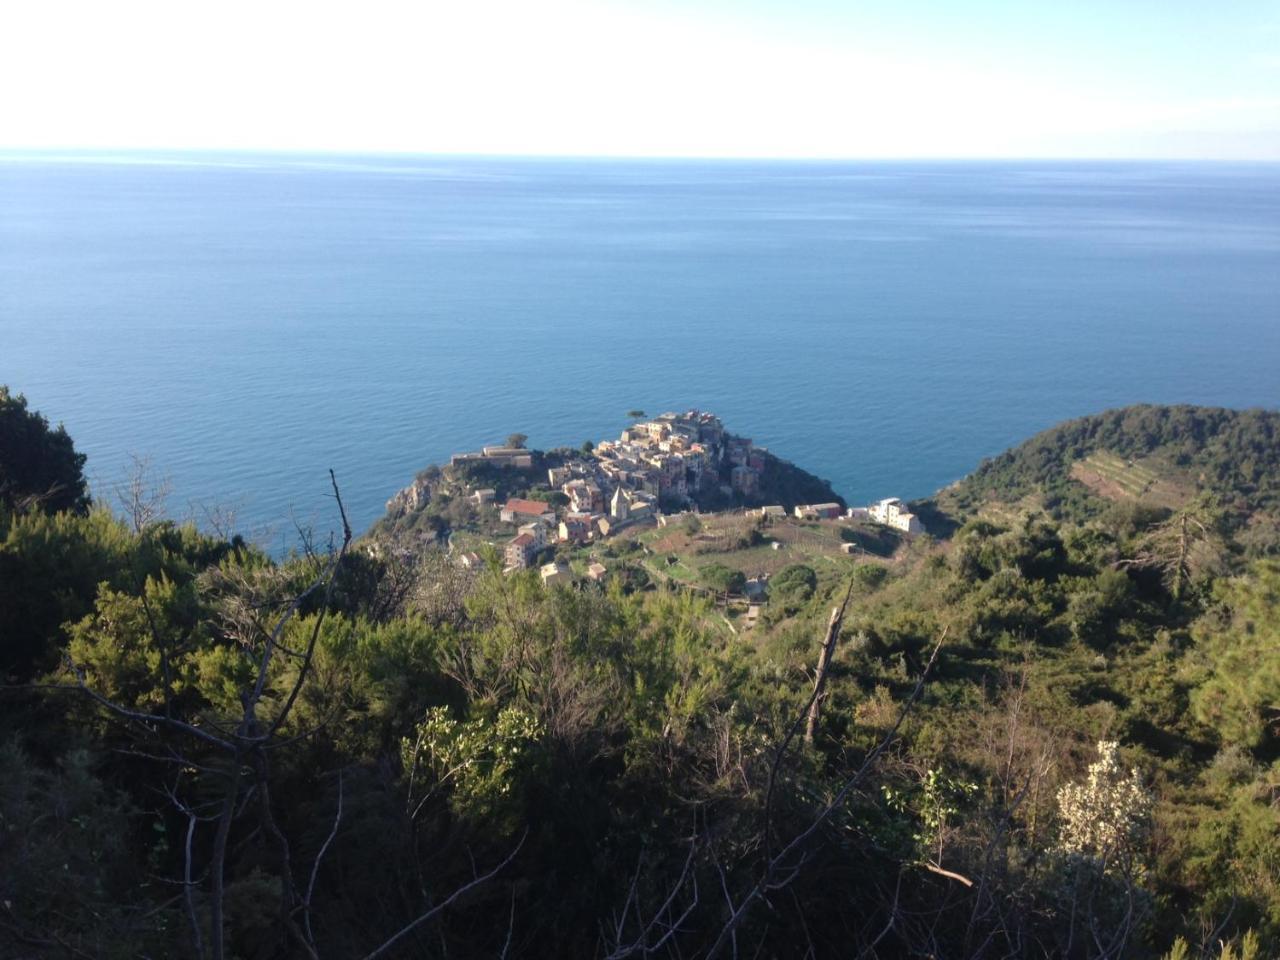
[1189,559,1280,750]
[66,574,203,711]
[403,705,544,824]
[853,562,888,591]
[0,385,89,514]
[4,405,1280,957]
[770,563,817,602]
[0,742,156,956]
[881,766,978,862]
[698,561,745,595]
[948,404,1280,520]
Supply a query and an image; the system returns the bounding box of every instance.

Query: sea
[2,153,1278,549]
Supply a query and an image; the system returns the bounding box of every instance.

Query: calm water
[3,153,1279,546]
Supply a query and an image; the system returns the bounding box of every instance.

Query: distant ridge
[929,403,1280,526]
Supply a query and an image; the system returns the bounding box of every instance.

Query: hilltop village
[381,411,925,593]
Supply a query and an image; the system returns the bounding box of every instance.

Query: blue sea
[3,153,1279,547]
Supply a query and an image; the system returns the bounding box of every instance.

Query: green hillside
[931,405,1280,543]
[3,388,1279,959]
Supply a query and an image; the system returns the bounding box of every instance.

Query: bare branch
[263,470,352,739]
[707,631,947,959]
[64,660,236,751]
[360,831,527,960]
[303,770,344,947]
[922,862,973,887]
[763,578,855,856]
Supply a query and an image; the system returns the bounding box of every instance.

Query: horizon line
[2,145,1279,165]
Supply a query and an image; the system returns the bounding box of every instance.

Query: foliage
[3,401,1280,957]
[1056,740,1153,868]
[0,385,89,515]
[402,705,544,825]
[945,403,1280,521]
[1188,559,1280,751]
[769,563,817,602]
[698,561,745,595]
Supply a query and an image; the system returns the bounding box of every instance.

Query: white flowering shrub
[1056,740,1152,867]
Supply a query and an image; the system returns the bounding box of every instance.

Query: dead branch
[603,836,701,960]
[359,831,527,960]
[707,630,946,960]
[303,770,344,947]
[922,862,974,887]
[806,582,854,744]
[763,578,855,856]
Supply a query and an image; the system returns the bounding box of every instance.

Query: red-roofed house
[501,499,556,524]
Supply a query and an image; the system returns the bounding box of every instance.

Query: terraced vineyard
[1069,450,1190,508]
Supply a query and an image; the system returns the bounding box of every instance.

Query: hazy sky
[3,0,1279,158]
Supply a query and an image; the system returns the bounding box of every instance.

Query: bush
[770,564,817,602]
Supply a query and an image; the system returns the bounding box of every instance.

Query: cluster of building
[449,412,929,580]
[758,497,925,535]
[496,411,765,572]
[591,411,764,500]
[450,445,534,469]
[862,497,924,534]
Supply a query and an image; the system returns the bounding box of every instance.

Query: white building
[610,485,630,522]
[794,503,843,521]
[540,561,571,587]
[869,497,924,535]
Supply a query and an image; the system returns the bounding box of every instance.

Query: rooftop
[504,498,551,514]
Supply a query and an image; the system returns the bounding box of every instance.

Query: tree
[506,433,528,450]
[1191,560,1280,750]
[626,410,646,420]
[1116,498,1226,600]
[581,440,595,455]
[698,562,744,598]
[0,385,89,514]
[770,563,817,603]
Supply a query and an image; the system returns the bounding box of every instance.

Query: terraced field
[1069,450,1191,509]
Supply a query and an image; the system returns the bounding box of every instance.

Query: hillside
[4,389,1280,959]
[927,404,1280,542]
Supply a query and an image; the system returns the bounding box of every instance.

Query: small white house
[540,561,571,587]
[794,503,842,521]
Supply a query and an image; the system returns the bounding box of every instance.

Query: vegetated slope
[8,386,1280,958]
[934,404,1280,528]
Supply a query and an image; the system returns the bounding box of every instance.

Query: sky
[2,0,1278,159]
